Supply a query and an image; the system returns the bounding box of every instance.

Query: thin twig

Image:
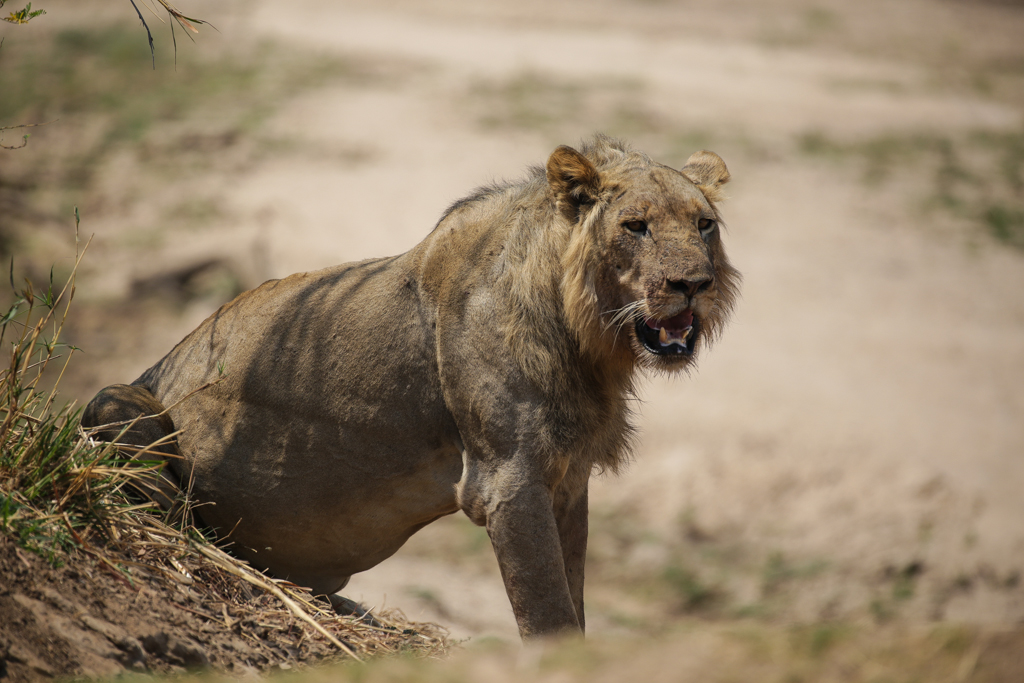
[61,513,137,590]
[128,0,156,69]
[0,120,57,132]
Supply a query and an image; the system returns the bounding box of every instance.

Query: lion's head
[552,137,740,373]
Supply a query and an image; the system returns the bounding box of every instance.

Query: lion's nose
[667,276,712,297]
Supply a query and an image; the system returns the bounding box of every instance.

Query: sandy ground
[30,0,1024,644]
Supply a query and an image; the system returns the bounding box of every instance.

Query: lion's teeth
[658,325,694,347]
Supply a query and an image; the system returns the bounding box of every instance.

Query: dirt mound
[1,534,252,680]
[0,534,447,681]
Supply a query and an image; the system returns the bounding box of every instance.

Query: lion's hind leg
[329,591,385,627]
[81,383,181,510]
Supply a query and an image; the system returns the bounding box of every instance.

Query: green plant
[2,1,46,25]
[762,551,828,596]
[0,214,153,565]
[662,562,720,611]
[789,623,849,658]
[983,203,1024,248]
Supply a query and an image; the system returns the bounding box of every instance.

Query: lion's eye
[623,220,648,234]
[698,218,717,239]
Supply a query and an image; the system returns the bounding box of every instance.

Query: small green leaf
[3,3,46,24]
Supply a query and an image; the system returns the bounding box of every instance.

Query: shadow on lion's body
[83,135,739,638]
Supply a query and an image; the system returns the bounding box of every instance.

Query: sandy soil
[20,0,1024,648]
[0,536,305,681]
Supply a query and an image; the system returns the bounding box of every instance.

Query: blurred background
[2,0,1023,676]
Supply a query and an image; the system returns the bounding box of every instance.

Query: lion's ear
[681,150,730,203]
[547,145,600,223]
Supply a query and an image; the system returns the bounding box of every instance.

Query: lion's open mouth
[636,310,699,356]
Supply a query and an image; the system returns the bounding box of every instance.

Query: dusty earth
[3,0,1024,677]
[0,535,342,682]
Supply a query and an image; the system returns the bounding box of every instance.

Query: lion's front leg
[483,480,582,638]
[554,476,588,633]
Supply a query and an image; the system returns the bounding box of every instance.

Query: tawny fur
[82,135,739,639]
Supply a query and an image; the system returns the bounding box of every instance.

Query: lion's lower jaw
[637,345,699,373]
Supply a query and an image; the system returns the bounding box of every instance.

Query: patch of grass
[468,71,669,143]
[606,102,666,138]
[799,130,964,184]
[303,621,1023,683]
[892,574,916,601]
[890,561,924,602]
[867,561,925,623]
[870,597,895,623]
[756,7,842,50]
[162,196,225,228]
[803,8,839,33]
[789,623,850,658]
[664,130,720,166]
[0,220,199,565]
[661,562,721,612]
[797,130,845,158]
[0,26,363,136]
[929,624,974,657]
[762,551,828,596]
[472,72,586,132]
[0,24,382,255]
[0,226,128,565]
[983,203,1024,248]
[731,601,774,619]
[797,127,1024,250]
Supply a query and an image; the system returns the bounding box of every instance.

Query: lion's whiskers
[602,300,645,341]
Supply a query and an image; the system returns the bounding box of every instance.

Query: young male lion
[83,135,739,639]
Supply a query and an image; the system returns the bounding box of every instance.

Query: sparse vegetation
[1,1,46,26]
[246,620,1022,683]
[0,24,385,258]
[761,552,828,596]
[984,203,1024,248]
[661,562,721,612]
[467,71,673,145]
[0,226,102,565]
[797,127,1024,249]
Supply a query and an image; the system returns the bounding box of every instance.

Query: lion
[82,135,739,639]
